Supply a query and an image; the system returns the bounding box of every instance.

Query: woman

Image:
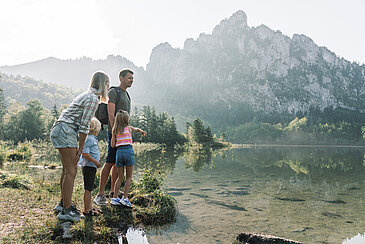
[50,71,109,222]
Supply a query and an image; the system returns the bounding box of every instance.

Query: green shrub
[0,151,5,165]
[7,142,32,162]
[0,141,7,165]
[131,168,177,225]
[136,168,164,193]
[0,172,30,190]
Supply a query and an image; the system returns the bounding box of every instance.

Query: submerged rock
[275,197,305,202]
[323,199,347,204]
[236,232,302,244]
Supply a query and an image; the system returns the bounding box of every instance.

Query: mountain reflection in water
[134,146,365,243]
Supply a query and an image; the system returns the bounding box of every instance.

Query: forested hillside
[0,72,80,109]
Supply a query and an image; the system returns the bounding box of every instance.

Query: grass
[0,140,178,243]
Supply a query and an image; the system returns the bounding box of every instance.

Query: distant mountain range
[1,10,364,129]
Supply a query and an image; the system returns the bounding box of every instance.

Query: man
[94,68,134,205]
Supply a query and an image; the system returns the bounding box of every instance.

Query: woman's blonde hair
[89,71,109,101]
[112,110,129,136]
[89,117,101,136]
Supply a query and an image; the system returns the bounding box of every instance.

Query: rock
[60,221,73,239]
[236,232,302,244]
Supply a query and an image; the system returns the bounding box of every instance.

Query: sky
[0,0,364,68]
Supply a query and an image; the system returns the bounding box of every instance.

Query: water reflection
[135,148,182,174]
[183,148,213,172]
[146,146,365,243]
[225,146,365,176]
[139,146,365,176]
[118,227,149,244]
[343,233,365,243]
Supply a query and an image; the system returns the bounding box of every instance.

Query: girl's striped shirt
[116,126,133,146]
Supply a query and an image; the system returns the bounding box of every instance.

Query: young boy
[78,118,103,216]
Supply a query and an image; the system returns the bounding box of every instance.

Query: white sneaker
[93,195,107,205]
[121,197,132,207]
[110,197,122,206]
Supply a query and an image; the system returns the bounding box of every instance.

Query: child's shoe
[121,197,132,207]
[110,197,122,206]
[93,195,107,205]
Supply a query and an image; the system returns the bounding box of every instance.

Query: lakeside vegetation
[0,140,178,243]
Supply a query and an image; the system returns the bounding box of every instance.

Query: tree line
[0,90,218,147]
[225,116,365,145]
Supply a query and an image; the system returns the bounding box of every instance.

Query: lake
[137,145,365,244]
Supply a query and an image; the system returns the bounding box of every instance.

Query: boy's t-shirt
[78,135,100,168]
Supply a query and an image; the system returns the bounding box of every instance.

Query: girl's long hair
[89,71,109,101]
[112,110,129,136]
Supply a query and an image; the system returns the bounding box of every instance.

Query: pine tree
[192,118,206,143]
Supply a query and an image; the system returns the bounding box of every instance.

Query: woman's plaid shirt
[57,88,99,134]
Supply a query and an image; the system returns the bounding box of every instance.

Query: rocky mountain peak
[145,10,365,127]
[212,10,248,36]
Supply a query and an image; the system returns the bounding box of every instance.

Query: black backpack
[95,86,123,126]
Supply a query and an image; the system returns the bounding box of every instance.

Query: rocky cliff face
[146,10,365,123]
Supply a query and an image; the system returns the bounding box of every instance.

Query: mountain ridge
[1,10,364,130]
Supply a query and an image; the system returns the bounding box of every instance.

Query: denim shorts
[50,121,78,148]
[116,145,135,167]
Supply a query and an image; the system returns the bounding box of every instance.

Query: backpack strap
[110,86,122,115]
[111,86,130,115]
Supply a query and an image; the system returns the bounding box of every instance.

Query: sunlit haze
[0,0,364,67]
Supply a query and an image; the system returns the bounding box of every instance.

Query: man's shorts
[50,121,78,148]
[82,166,97,191]
[116,145,135,167]
[105,130,117,163]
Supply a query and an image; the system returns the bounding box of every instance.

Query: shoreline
[232,143,365,148]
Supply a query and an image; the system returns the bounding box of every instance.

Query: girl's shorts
[50,121,78,148]
[116,145,135,167]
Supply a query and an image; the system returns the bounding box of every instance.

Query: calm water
[136,146,365,244]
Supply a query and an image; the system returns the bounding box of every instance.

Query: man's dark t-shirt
[107,87,131,130]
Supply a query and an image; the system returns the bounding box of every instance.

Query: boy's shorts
[50,121,78,148]
[116,145,135,167]
[105,130,116,164]
[82,166,97,191]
